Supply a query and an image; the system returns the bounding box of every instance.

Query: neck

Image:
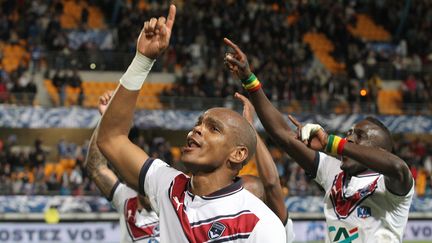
[189,171,234,196]
[137,198,143,211]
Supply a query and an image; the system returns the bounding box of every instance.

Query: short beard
[183,161,218,175]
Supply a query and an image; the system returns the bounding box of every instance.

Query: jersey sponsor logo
[329,226,359,243]
[357,206,371,218]
[173,196,183,211]
[330,172,379,218]
[208,222,226,240]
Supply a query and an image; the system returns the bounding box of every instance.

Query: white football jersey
[314,152,414,243]
[140,158,286,242]
[285,218,295,243]
[111,183,160,243]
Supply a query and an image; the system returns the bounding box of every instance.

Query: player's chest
[327,173,385,219]
[161,196,259,242]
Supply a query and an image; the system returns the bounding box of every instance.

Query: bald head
[241,175,265,201]
[363,117,393,152]
[205,108,257,163]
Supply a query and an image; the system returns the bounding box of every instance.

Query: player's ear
[229,146,248,165]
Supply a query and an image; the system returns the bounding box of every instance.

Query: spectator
[29,138,46,168]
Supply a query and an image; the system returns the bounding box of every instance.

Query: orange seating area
[286,13,299,26]
[60,0,105,29]
[416,169,427,197]
[44,80,173,109]
[303,32,345,74]
[43,158,76,181]
[44,80,60,106]
[377,89,403,115]
[0,42,30,73]
[347,14,391,42]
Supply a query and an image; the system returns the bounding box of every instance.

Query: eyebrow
[195,115,203,124]
[205,117,225,131]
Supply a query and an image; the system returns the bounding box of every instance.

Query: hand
[98,90,114,115]
[288,115,328,151]
[137,5,176,59]
[234,92,255,126]
[223,38,252,80]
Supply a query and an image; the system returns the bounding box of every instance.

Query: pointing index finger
[288,115,301,128]
[234,92,247,103]
[166,4,176,30]
[224,38,243,55]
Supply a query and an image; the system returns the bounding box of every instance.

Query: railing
[0,92,37,106]
[365,62,432,80]
[157,96,409,115]
[43,51,166,71]
[40,51,432,78]
[2,92,431,115]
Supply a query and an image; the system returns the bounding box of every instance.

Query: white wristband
[120,52,155,90]
[301,123,323,142]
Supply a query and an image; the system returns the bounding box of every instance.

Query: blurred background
[0,0,432,242]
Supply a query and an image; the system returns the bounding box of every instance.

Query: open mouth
[183,137,201,152]
[187,138,201,148]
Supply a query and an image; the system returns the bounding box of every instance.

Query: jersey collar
[187,177,243,200]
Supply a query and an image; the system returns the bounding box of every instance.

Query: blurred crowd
[0,0,432,200]
[0,0,431,112]
[1,131,432,198]
[0,128,176,196]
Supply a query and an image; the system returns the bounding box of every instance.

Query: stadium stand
[1,1,432,241]
[0,0,430,114]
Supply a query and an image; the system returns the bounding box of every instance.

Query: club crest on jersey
[357,206,371,218]
[208,222,226,240]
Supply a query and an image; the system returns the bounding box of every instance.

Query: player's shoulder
[113,182,137,200]
[240,189,282,223]
[147,157,185,176]
[318,151,341,165]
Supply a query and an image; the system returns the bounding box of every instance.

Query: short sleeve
[248,217,286,243]
[314,152,342,191]
[139,158,183,213]
[285,218,295,243]
[111,183,137,213]
[384,178,415,232]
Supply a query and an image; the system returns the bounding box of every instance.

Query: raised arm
[297,121,413,195]
[224,38,318,176]
[344,142,412,195]
[235,92,288,223]
[97,5,176,191]
[83,91,118,199]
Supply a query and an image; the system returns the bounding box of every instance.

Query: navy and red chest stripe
[329,171,379,219]
[169,174,260,243]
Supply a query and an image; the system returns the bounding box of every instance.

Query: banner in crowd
[0,222,120,243]
[284,196,432,213]
[1,196,431,214]
[292,220,432,242]
[0,221,431,242]
[0,196,114,214]
[1,105,432,133]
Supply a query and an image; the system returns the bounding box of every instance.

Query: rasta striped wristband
[241,73,262,92]
[325,135,347,156]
